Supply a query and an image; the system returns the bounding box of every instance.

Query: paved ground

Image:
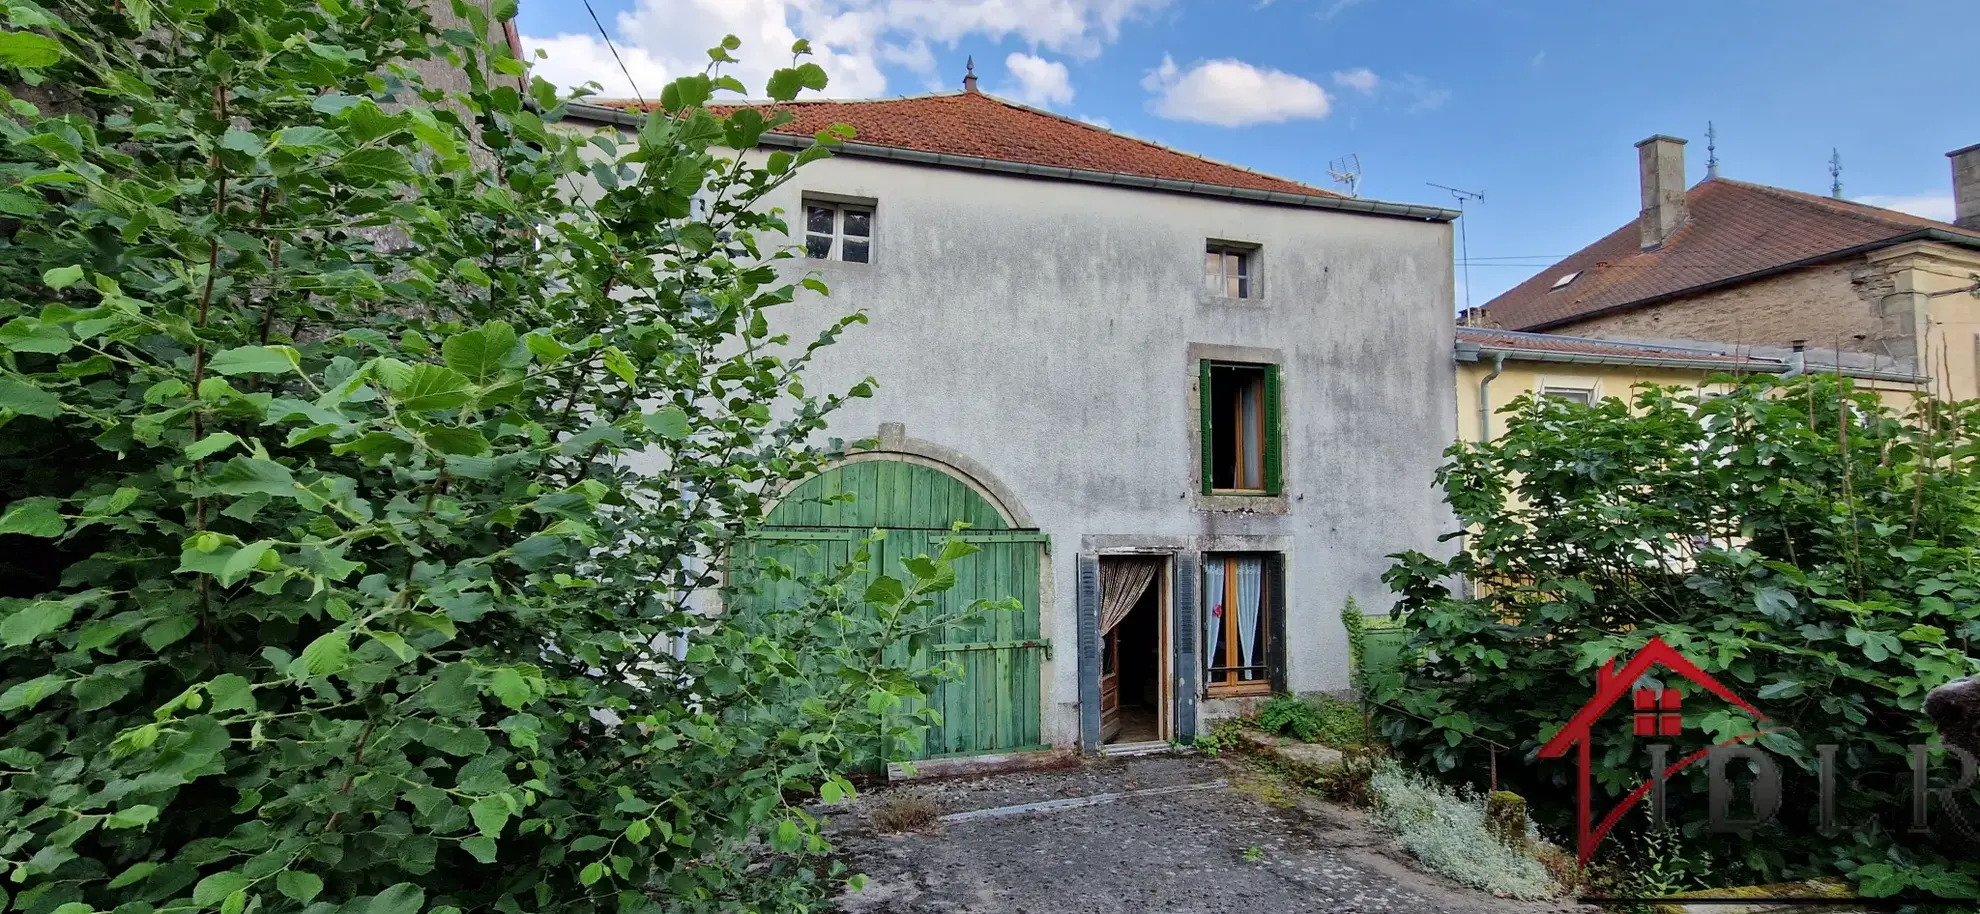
[826,754,1587,914]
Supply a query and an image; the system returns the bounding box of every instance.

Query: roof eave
[1516,228,1980,332]
[1457,342,1930,384]
[560,101,1460,223]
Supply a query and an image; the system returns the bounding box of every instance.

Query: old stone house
[564,77,1460,759]
[1477,136,1980,400]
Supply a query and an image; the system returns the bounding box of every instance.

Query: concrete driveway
[827,754,1583,914]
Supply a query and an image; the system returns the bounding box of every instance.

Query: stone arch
[766,423,1035,529]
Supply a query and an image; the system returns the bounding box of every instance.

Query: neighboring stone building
[1476,136,1980,400]
[564,79,1460,758]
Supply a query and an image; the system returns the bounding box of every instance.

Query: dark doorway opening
[1103,581,1163,744]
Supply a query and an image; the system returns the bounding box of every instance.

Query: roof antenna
[1428,182,1485,317]
[1705,121,1719,179]
[1829,148,1844,199]
[1327,154,1362,197]
[962,56,978,94]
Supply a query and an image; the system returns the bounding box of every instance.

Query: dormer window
[1550,271,1581,291]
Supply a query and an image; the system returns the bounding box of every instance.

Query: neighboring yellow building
[1455,327,1928,444]
[1473,136,1980,402]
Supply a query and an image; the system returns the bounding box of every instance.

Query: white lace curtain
[1204,556,1265,679]
[1099,558,1161,637]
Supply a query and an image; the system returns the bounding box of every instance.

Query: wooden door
[738,461,1048,760]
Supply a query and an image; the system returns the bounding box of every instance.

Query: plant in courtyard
[0,4,1000,914]
[1367,760,1560,899]
[1255,694,1362,748]
[1377,376,1980,897]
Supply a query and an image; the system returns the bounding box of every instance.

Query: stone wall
[1558,258,1914,365]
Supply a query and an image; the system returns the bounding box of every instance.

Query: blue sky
[517,0,1980,309]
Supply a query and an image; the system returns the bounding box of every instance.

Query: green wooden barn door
[745,460,1047,760]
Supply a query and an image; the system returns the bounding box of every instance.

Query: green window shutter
[1199,360,1215,495]
[1263,364,1283,495]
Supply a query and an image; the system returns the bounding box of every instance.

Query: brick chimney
[1636,135,1689,250]
[1951,143,1980,230]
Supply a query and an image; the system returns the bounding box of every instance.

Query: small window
[1550,271,1581,291]
[803,200,873,263]
[1205,244,1255,299]
[1203,553,1275,696]
[1542,386,1594,405]
[1200,361,1281,495]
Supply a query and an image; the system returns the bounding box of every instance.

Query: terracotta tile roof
[1456,327,1779,366]
[595,91,1334,197]
[1480,178,1980,331]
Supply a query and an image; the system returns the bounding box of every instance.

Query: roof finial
[962,56,978,93]
[1705,121,1719,179]
[1829,147,1843,198]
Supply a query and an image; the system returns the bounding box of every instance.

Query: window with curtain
[1203,554,1271,696]
[1202,362,1281,494]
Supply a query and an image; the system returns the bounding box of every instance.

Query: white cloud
[1855,194,1957,223]
[1396,73,1449,112]
[1530,50,1546,68]
[1077,114,1112,129]
[1001,52,1074,106]
[521,0,1168,101]
[1331,67,1378,95]
[1140,53,1330,127]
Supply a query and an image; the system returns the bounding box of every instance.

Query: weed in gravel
[1368,760,1562,899]
[868,791,941,833]
[1242,846,1265,863]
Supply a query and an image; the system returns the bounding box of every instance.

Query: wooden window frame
[1203,553,1276,698]
[802,199,874,263]
[1199,361,1283,496]
[1205,243,1257,299]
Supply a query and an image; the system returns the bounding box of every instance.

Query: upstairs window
[1541,386,1594,405]
[1205,244,1256,299]
[1199,361,1282,495]
[804,200,872,263]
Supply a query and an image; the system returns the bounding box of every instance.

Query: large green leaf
[0,31,62,68]
[0,497,65,536]
[0,600,73,646]
[0,379,61,418]
[390,364,473,411]
[208,345,300,376]
[442,322,519,383]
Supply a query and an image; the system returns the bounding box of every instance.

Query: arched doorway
[743,457,1048,759]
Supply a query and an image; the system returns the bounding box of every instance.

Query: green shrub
[1255,694,1362,748]
[1380,377,1980,896]
[0,5,995,914]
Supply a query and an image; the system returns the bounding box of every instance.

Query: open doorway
[1099,556,1169,745]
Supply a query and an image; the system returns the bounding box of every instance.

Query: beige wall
[1458,358,1925,446]
[1874,243,1980,401]
[1457,360,1721,444]
[1559,260,1905,359]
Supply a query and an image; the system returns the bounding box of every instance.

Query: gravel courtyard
[826,754,1587,914]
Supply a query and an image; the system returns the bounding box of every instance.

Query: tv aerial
[1328,154,1362,197]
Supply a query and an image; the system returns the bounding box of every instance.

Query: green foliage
[1255,694,1362,748]
[0,4,988,914]
[1377,376,1980,895]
